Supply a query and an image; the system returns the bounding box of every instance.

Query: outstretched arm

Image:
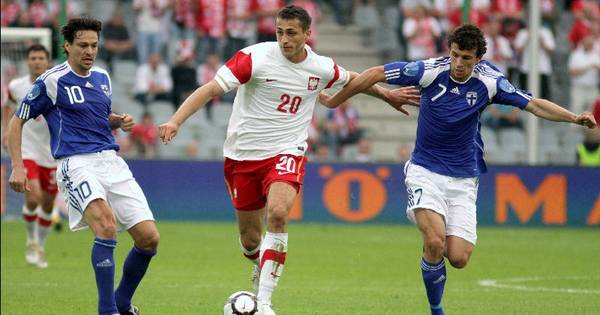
[524,98,596,128]
[159,80,225,144]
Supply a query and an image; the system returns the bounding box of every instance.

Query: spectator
[253,0,284,43]
[134,53,172,106]
[171,42,198,110]
[568,33,600,115]
[27,0,51,28]
[324,99,365,158]
[101,8,135,73]
[130,112,159,158]
[354,0,378,46]
[433,0,490,31]
[483,104,524,130]
[402,4,442,61]
[195,0,227,63]
[196,52,222,121]
[514,24,555,100]
[224,0,255,60]
[483,18,513,74]
[490,0,523,21]
[172,0,196,44]
[1,0,21,27]
[577,125,600,166]
[355,138,371,162]
[568,0,599,47]
[312,142,332,162]
[133,0,169,63]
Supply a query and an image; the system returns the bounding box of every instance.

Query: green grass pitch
[2,221,599,314]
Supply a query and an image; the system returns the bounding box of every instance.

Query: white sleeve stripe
[516,90,532,100]
[19,104,29,119]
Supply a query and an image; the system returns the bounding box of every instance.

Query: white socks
[257,232,288,305]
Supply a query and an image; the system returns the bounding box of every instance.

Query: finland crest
[466,91,478,106]
[101,84,110,96]
[307,77,320,91]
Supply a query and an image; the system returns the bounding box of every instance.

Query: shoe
[36,247,48,268]
[120,305,140,315]
[251,265,260,292]
[25,241,39,265]
[259,303,275,315]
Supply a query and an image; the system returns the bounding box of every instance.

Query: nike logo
[266,79,277,82]
[277,171,293,176]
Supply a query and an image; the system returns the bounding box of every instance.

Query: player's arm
[525,98,596,128]
[108,113,135,131]
[326,66,387,108]
[159,80,225,144]
[7,115,29,193]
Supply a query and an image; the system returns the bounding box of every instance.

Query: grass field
[2,221,600,314]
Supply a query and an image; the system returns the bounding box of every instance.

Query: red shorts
[224,154,307,211]
[23,159,58,194]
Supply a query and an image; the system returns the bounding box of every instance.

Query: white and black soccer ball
[223,291,259,315]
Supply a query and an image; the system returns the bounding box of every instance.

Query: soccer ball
[223,291,259,315]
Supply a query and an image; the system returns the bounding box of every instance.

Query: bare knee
[447,251,471,269]
[423,235,445,261]
[266,203,288,232]
[239,227,262,250]
[136,231,160,251]
[91,215,117,239]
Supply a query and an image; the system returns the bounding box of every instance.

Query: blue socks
[115,246,156,313]
[92,238,118,315]
[421,257,446,315]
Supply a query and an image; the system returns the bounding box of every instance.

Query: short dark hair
[277,5,312,31]
[60,16,102,56]
[447,24,487,57]
[26,44,50,59]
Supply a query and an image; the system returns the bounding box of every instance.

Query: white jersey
[7,75,56,167]
[215,42,350,160]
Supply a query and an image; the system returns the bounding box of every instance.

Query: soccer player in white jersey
[7,17,160,315]
[321,24,597,315]
[159,5,419,314]
[1,44,56,268]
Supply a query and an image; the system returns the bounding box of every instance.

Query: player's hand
[575,112,597,129]
[120,113,135,132]
[9,166,30,193]
[319,91,332,107]
[159,120,180,144]
[385,86,421,115]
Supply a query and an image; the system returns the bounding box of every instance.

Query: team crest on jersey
[307,77,320,90]
[466,91,478,106]
[26,85,41,100]
[101,84,110,96]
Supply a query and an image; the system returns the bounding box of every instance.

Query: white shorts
[404,161,479,245]
[56,150,154,231]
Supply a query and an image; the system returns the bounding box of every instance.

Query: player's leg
[34,166,58,268]
[414,209,447,315]
[237,208,265,291]
[115,220,159,314]
[84,199,119,315]
[444,176,478,269]
[405,162,448,315]
[22,160,42,264]
[257,181,297,308]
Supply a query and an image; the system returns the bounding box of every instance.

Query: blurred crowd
[1,0,599,165]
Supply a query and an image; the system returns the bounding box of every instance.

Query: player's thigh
[24,179,42,206]
[414,208,446,243]
[83,198,117,238]
[445,177,478,245]
[446,235,474,267]
[264,154,305,212]
[224,158,268,211]
[266,181,298,212]
[404,161,448,224]
[107,178,155,231]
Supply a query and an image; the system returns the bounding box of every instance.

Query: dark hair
[26,44,50,59]
[447,24,487,57]
[60,16,102,56]
[277,5,312,31]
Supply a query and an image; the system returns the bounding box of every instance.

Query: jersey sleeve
[491,77,532,109]
[215,50,253,92]
[324,63,350,89]
[15,81,53,120]
[383,60,424,86]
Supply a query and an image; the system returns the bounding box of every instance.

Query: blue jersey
[384,57,532,177]
[16,62,119,159]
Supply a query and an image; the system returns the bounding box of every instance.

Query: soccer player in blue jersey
[321,24,597,315]
[6,17,159,315]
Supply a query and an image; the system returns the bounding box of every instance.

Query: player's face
[65,30,98,75]
[276,18,311,63]
[449,43,481,82]
[26,50,49,78]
